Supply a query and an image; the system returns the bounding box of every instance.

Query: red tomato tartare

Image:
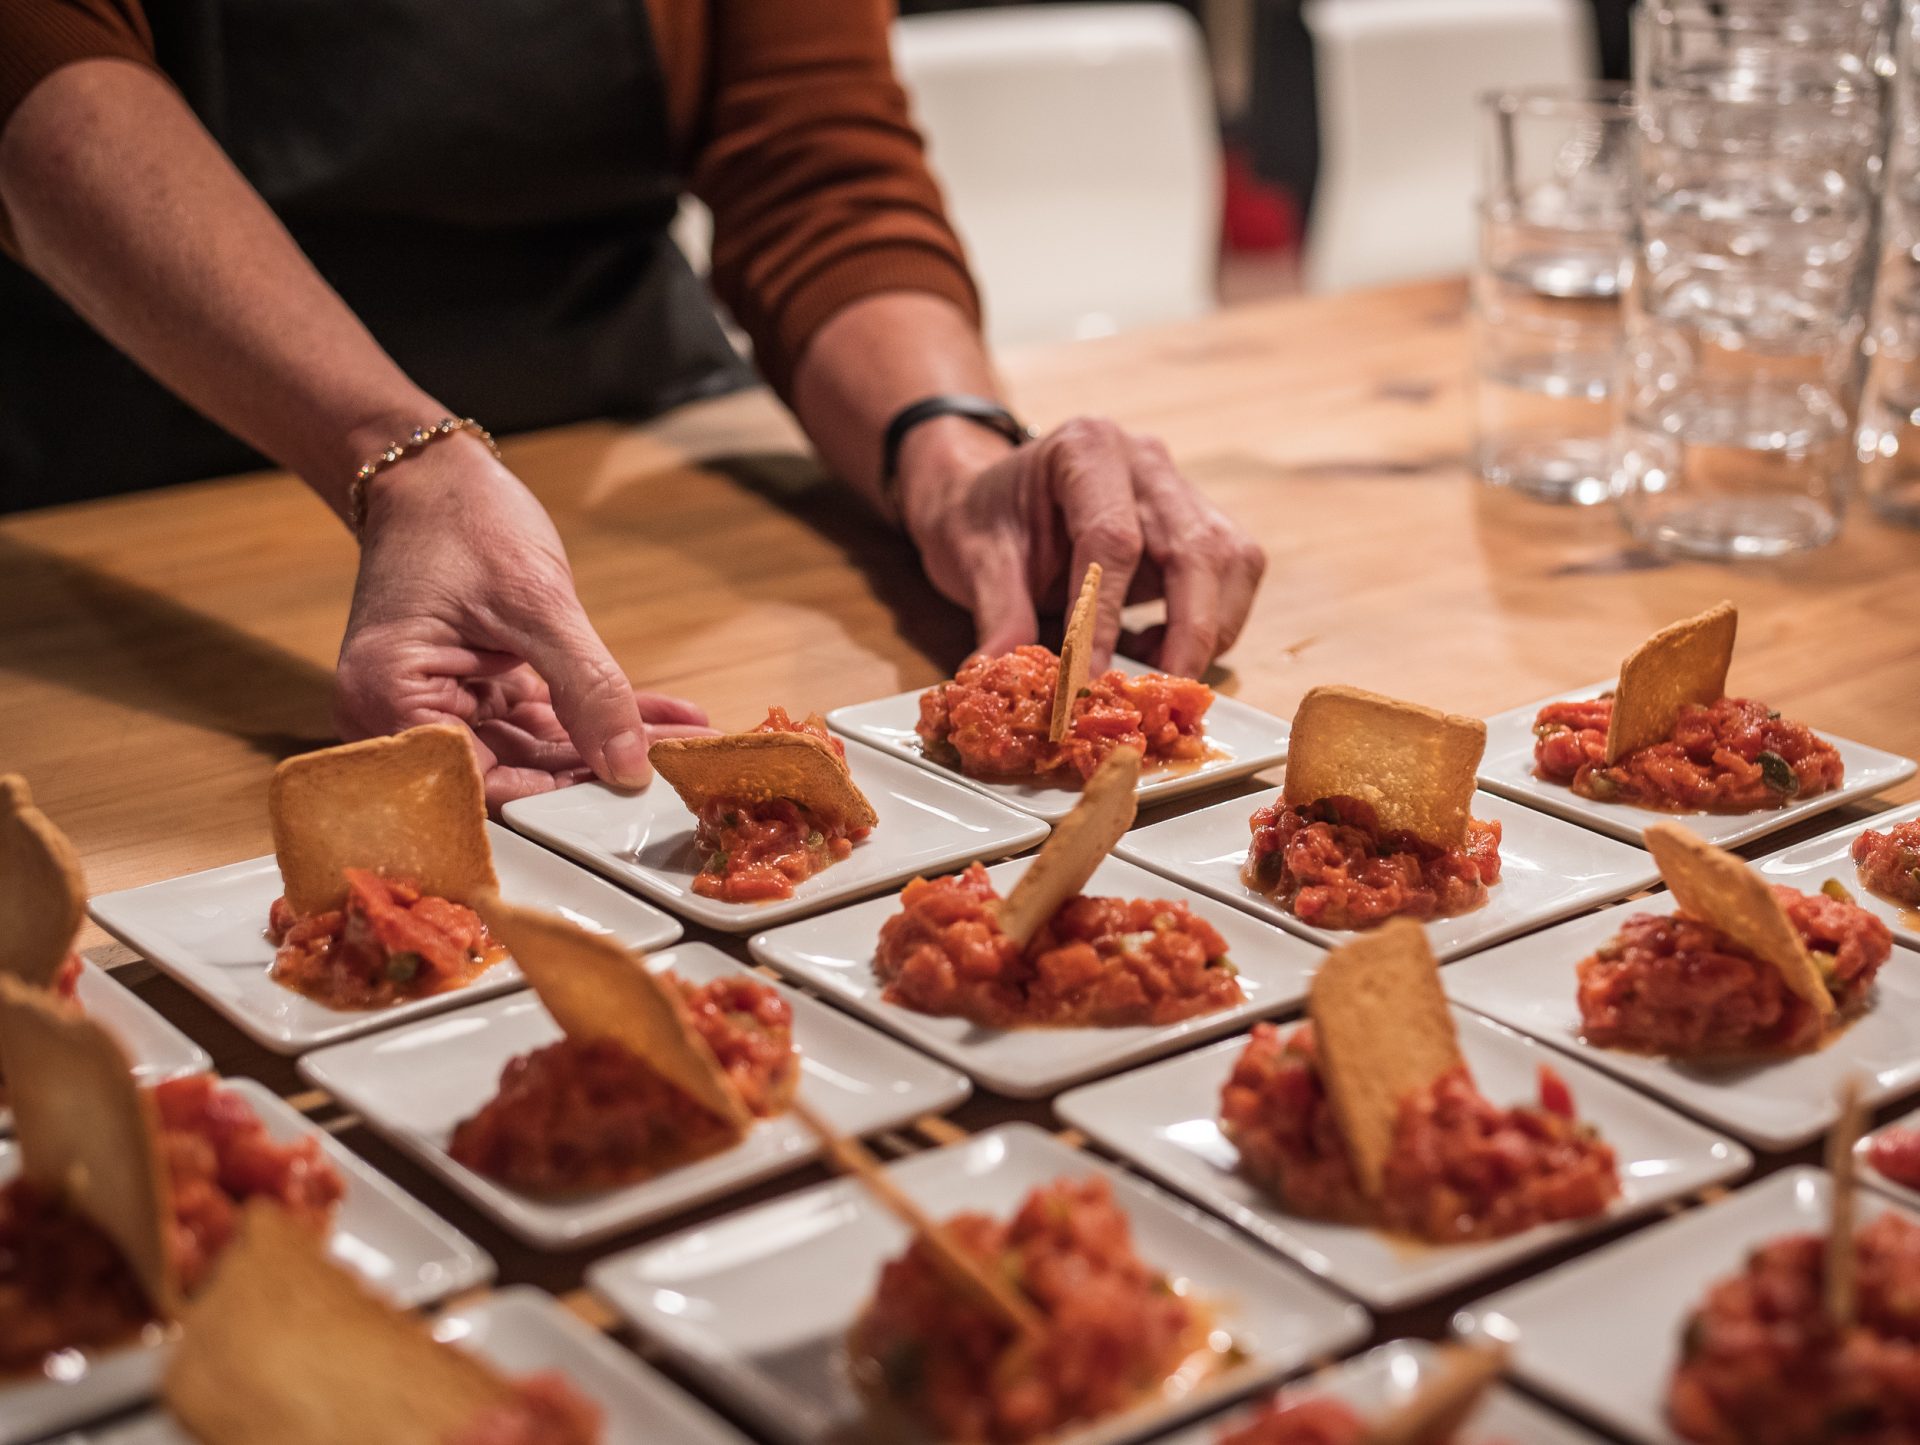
[0,1072,344,1372]
[1854,819,1920,908]
[449,973,796,1193]
[916,645,1212,784]
[1533,695,1842,813]
[691,709,872,903]
[1869,1127,1920,1194]
[268,868,504,1010]
[1218,1023,1619,1242]
[873,862,1243,1028]
[1217,1390,1508,1445]
[1576,885,1891,1056]
[1668,1212,1920,1444]
[1245,796,1502,930]
[848,1176,1223,1443]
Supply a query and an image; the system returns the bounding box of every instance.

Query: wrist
[356,428,515,543]
[894,415,1020,533]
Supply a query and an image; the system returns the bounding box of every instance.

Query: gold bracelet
[347,416,500,534]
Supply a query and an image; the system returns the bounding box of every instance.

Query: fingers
[1128,435,1268,677]
[494,578,653,789]
[965,539,1043,663]
[483,764,565,812]
[1046,420,1144,670]
[636,692,711,728]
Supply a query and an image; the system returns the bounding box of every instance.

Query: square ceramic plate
[1756,798,1920,952]
[299,942,972,1247]
[0,1075,493,1445]
[1056,1007,1749,1309]
[587,1123,1368,1445]
[1455,1168,1920,1445]
[1,962,211,1133]
[748,855,1325,1098]
[1443,892,1920,1149]
[87,822,682,1056]
[1478,682,1917,849]
[1160,1338,1608,1445]
[1114,786,1660,963]
[501,743,1050,933]
[1859,1100,1920,1208]
[826,658,1291,822]
[67,1287,752,1445]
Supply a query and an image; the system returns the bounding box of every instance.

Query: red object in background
[1222,146,1299,254]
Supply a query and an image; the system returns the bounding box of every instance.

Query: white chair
[893,5,1222,348]
[1302,0,1593,293]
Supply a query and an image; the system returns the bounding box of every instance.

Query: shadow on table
[0,533,334,760]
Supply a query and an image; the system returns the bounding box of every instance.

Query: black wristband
[880,394,1035,503]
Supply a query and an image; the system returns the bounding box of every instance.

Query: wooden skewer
[1826,1074,1869,1328]
[790,1099,1045,1338]
[1364,1342,1509,1445]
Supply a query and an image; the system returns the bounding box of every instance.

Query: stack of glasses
[1861,0,1920,525]
[1476,0,1900,557]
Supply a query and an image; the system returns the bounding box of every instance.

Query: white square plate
[299,942,972,1247]
[1756,798,1920,953]
[1479,683,1916,849]
[502,744,1050,933]
[1456,1168,1920,1445]
[1057,1007,1749,1309]
[1114,786,1659,963]
[1858,1101,1920,1208]
[87,822,682,1056]
[69,1287,751,1445]
[0,1075,492,1445]
[587,1123,1368,1445]
[1443,892,1920,1149]
[748,855,1325,1098]
[826,658,1290,822]
[1161,1338,1608,1445]
[1,962,211,1133]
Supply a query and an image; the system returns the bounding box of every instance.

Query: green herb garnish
[1757,751,1798,796]
[385,951,422,984]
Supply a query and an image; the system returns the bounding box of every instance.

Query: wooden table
[5,277,1919,1443]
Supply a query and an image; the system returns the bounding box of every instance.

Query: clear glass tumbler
[1859,0,1920,526]
[1473,84,1636,505]
[1615,3,1890,557]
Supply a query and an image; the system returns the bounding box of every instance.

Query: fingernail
[604,730,652,787]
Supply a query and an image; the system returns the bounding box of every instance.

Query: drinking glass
[1859,0,1920,525]
[1615,3,1891,558]
[1473,84,1636,505]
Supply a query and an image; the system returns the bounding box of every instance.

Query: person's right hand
[334,436,714,809]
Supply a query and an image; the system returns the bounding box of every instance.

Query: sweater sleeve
[673,0,983,397]
[0,0,161,248]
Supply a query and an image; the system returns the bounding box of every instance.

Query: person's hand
[897,416,1267,677]
[334,438,713,809]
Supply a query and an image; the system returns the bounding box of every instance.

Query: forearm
[0,60,441,518]
[787,291,1019,528]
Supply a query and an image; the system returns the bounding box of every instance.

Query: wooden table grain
[5,277,1919,1443]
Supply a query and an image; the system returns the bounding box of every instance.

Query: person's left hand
[897,416,1267,676]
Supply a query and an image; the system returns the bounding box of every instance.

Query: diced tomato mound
[1668,1212,1920,1444]
[1245,796,1502,930]
[873,861,1243,1028]
[442,1372,604,1445]
[1869,1127,1920,1193]
[916,644,1212,783]
[268,869,505,1010]
[156,1072,345,1294]
[449,973,796,1193]
[691,708,870,903]
[0,1180,156,1375]
[0,1073,343,1375]
[1533,695,1843,813]
[1219,1023,1619,1243]
[1854,820,1920,908]
[848,1176,1206,1444]
[1576,885,1892,1057]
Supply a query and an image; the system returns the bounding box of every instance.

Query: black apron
[0,0,751,513]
